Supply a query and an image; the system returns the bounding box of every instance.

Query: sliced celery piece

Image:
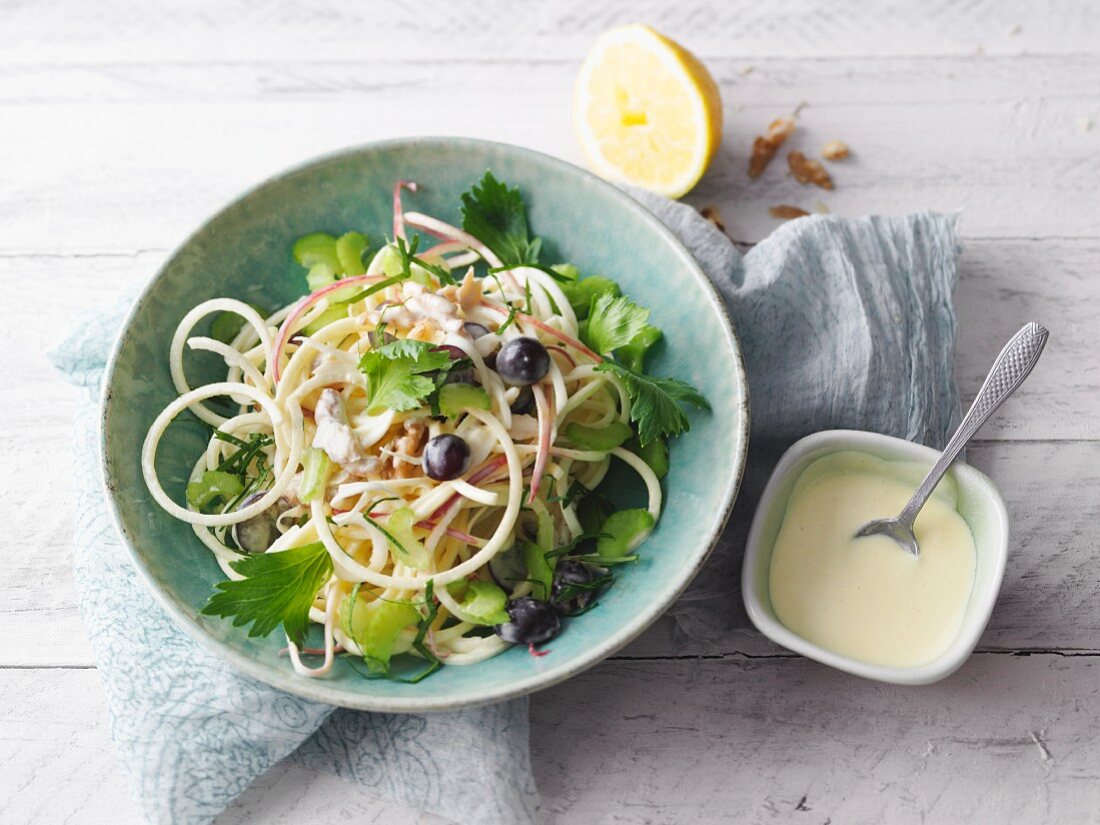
[627,435,669,481]
[306,262,337,292]
[340,591,419,675]
[445,579,509,625]
[596,509,655,559]
[185,470,243,510]
[336,231,369,276]
[292,232,341,270]
[563,420,633,452]
[522,539,554,600]
[438,383,491,418]
[386,507,430,569]
[299,447,331,503]
[210,303,267,344]
[302,304,347,335]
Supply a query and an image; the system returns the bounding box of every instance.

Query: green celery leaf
[201,541,333,646]
[460,171,541,267]
[560,275,621,320]
[358,340,451,414]
[584,293,651,356]
[596,361,710,445]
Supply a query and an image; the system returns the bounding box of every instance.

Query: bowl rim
[99,136,751,712]
[741,428,1009,686]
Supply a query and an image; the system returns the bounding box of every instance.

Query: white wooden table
[4,1,1099,822]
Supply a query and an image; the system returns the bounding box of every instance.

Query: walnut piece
[700,205,727,233]
[748,117,797,178]
[788,151,834,190]
[821,140,850,161]
[767,117,797,143]
[769,205,810,220]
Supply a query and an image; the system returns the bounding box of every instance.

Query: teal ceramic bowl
[101,137,749,711]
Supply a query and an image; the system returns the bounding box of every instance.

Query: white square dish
[742,429,1009,685]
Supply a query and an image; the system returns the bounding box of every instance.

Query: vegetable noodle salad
[142,173,709,682]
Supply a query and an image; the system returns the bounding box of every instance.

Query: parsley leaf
[584,293,652,357]
[596,361,711,445]
[358,340,451,414]
[201,542,333,646]
[460,171,541,267]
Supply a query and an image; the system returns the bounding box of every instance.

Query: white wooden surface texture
[2,1,1099,822]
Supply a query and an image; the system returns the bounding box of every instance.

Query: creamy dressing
[769,451,976,668]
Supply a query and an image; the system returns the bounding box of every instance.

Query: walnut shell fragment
[748,117,797,178]
[821,140,850,161]
[788,151,834,190]
[769,205,810,220]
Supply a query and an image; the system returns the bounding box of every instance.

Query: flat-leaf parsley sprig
[584,293,710,445]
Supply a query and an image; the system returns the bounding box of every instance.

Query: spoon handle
[898,322,1049,527]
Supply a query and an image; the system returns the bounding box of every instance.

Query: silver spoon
[855,322,1049,556]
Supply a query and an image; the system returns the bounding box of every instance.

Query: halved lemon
[574,24,722,198]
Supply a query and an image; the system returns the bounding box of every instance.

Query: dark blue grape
[509,386,535,415]
[422,434,470,481]
[464,322,491,339]
[232,492,286,554]
[495,337,550,386]
[550,561,597,615]
[494,597,561,645]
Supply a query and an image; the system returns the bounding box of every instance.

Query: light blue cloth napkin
[52,200,958,825]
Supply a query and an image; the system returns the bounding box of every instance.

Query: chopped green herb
[548,479,588,509]
[213,431,273,477]
[201,541,333,646]
[577,490,615,535]
[496,303,519,335]
[402,580,444,682]
[340,273,407,306]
